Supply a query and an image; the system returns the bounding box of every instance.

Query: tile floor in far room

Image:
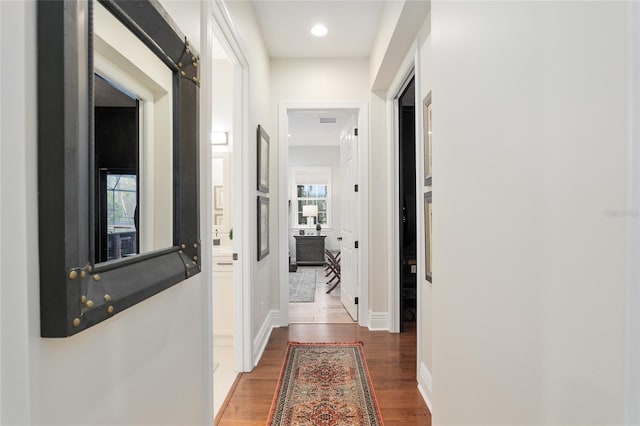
[289,266,355,323]
[213,344,237,418]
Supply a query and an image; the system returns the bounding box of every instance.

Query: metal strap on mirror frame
[176,38,200,87]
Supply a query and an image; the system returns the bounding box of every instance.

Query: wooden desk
[294,235,326,266]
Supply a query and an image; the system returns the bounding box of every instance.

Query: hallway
[215,323,431,425]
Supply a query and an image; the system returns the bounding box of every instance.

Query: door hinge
[354,128,358,136]
[354,184,359,192]
[233,253,238,261]
[355,241,359,249]
[355,297,359,305]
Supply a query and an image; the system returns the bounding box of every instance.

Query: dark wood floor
[216,322,431,425]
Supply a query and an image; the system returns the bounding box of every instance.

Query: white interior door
[340,117,359,321]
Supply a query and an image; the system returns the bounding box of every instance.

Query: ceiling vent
[319,117,337,124]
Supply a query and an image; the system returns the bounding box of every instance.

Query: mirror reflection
[93,1,174,264]
[94,75,140,261]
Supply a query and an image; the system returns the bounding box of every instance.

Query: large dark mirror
[37,0,200,337]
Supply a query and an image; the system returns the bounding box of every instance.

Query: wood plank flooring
[289,267,354,323]
[216,322,431,425]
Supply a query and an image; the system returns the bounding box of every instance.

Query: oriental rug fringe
[267,342,384,426]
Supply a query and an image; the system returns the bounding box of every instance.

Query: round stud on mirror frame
[80,270,86,279]
[180,70,186,77]
[72,318,80,327]
[178,250,183,255]
[181,244,186,249]
[104,294,111,302]
[87,265,92,273]
[193,243,198,249]
[193,256,198,262]
[86,300,94,309]
[68,270,78,280]
[80,295,87,304]
[107,306,114,314]
[92,274,101,282]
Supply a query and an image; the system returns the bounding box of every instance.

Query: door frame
[386,45,418,334]
[202,2,253,421]
[277,101,370,327]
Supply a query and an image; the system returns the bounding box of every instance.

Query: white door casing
[278,101,369,328]
[340,116,359,321]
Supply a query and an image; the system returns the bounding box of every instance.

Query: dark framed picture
[257,196,269,260]
[424,191,432,282]
[423,92,432,186]
[257,125,270,193]
[214,185,224,210]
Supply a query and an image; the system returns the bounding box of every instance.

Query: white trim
[413,43,426,403]
[626,1,640,424]
[253,310,278,367]
[368,312,390,331]
[417,362,433,413]
[200,3,215,424]
[278,101,370,329]
[386,42,418,334]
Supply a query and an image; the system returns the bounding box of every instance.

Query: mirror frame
[37,0,200,337]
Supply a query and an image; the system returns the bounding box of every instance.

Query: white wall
[1,2,210,425]
[432,2,628,424]
[1,2,33,424]
[367,91,389,317]
[224,1,276,362]
[271,59,369,102]
[212,59,234,136]
[288,147,342,258]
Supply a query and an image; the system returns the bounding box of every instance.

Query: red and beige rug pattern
[267,342,384,426]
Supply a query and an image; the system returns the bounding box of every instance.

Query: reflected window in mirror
[94,75,140,262]
[93,0,174,264]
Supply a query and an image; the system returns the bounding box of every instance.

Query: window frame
[291,167,332,228]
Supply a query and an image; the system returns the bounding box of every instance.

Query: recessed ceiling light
[311,24,328,37]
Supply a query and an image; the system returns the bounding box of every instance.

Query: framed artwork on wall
[257,196,270,260]
[214,213,224,226]
[214,185,223,210]
[423,92,432,186]
[424,191,432,282]
[257,125,270,193]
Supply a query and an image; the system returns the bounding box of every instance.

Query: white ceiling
[251,1,385,58]
[288,110,357,146]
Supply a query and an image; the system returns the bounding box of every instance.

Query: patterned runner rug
[267,342,384,425]
[289,269,317,303]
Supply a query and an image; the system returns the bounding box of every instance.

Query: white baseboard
[272,310,281,327]
[368,311,390,331]
[253,310,278,367]
[417,361,433,413]
[213,330,233,347]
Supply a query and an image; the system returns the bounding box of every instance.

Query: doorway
[398,76,417,333]
[286,110,356,324]
[210,40,237,418]
[204,1,253,419]
[278,102,370,328]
